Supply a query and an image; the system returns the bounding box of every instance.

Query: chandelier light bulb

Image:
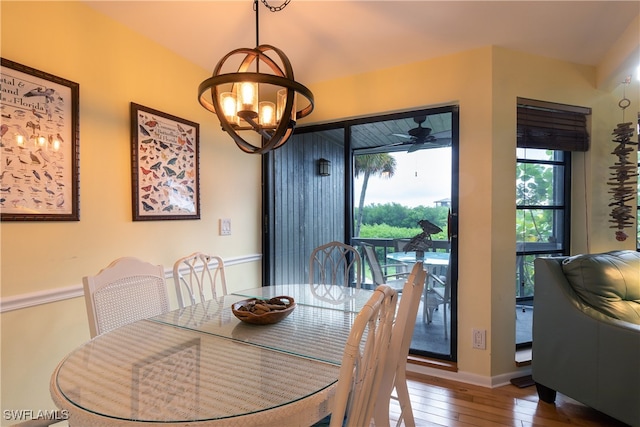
[238,82,258,119]
[260,101,276,126]
[220,92,239,125]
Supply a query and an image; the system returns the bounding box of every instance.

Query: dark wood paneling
[270,130,345,284]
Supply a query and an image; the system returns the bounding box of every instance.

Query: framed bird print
[0,58,80,221]
[130,103,200,221]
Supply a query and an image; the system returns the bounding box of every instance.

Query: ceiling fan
[391,116,452,152]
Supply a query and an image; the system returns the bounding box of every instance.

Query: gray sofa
[532,250,640,427]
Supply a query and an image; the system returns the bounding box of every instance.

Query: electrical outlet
[219,218,231,236]
[472,328,486,350]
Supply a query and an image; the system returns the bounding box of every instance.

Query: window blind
[517,98,591,152]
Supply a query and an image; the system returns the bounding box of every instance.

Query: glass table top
[233,283,373,312]
[53,284,372,424]
[151,292,357,364]
[54,320,339,423]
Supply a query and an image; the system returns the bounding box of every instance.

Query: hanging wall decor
[0,58,80,221]
[130,103,200,221]
[608,77,638,241]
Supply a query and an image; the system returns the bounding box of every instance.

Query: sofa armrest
[532,257,599,402]
[532,257,640,426]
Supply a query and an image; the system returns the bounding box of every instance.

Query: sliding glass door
[264,106,459,361]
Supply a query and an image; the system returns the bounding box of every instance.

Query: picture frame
[0,58,80,221]
[130,103,200,221]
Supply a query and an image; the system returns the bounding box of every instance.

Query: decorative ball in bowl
[232,296,296,325]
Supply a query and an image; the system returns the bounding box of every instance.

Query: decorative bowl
[231,296,296,325]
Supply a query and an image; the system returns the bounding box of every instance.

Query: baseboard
[407,358,532,388]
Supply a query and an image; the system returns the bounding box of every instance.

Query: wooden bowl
[231,296,296,325]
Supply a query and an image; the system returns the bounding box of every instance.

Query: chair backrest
[83,257,170,338]
[362,242,386,286]
[374,262,427,426]
[331,284,398,427]
[428,264,451,302]
[172,252,227,309]
[393,238,411,252]
[309,241,362,288]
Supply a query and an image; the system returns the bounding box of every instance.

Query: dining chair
[172,252,227,309]
[309,241,362,288]
[330,284,398,427]
[361,242,410,292]
[374,262,427,427]
[82,256,170,338]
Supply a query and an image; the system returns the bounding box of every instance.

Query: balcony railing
[351,238,450,285]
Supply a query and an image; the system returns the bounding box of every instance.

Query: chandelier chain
[261,0,291,12]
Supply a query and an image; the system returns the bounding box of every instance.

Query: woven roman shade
[517,98,591,151]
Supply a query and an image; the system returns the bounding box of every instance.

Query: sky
[353,147,452,208]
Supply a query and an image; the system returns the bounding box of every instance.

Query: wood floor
[388,374,630,427]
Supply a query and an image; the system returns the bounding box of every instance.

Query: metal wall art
[0,58,80,221]
[130,103,200,221]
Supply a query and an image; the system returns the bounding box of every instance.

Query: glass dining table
[50,284,373,426]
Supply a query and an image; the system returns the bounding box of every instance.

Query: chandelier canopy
[198,0,314,154]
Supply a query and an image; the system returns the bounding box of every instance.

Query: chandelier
[198,0,314,154]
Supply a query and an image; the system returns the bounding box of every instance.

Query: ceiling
[86,1,639,87]
[85,1,639,152]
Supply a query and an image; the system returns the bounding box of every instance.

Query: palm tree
[354,153,397,236]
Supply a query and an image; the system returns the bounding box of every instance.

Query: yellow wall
[308,46,639,382]
[1,0,639,421]
[1,2,262,420]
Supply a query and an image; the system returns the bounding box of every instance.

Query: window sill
[515,348,532,367]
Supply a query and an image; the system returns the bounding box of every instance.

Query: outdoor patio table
[50,284,373,426]
[386,250,449,267]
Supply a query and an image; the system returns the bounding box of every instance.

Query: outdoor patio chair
[361,242,410,292]
[424,267,451,339]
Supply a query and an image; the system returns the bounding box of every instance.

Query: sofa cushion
[561,250,640,324]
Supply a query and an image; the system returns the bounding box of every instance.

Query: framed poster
[130,103,200,221]
[0,58,80,221]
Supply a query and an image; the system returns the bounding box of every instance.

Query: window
[515,98,590,348]
[516,148,570,347]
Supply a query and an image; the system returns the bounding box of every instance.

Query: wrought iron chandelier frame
[198,0,314,154]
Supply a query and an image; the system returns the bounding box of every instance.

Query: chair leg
[443,302,448,340]
[394,370,415,427]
